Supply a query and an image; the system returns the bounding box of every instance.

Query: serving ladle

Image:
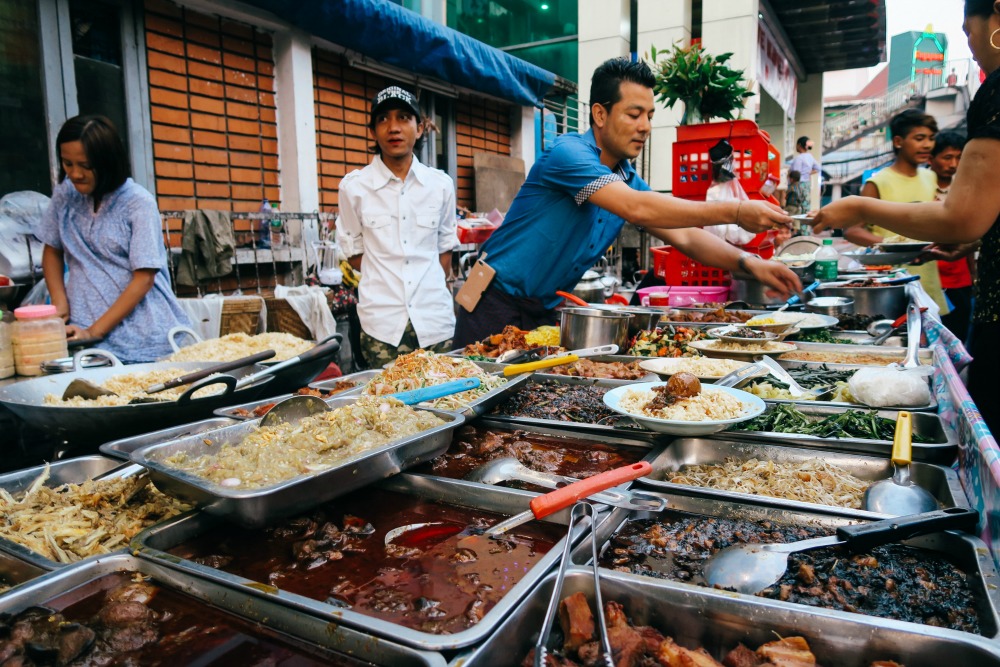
[703,507,979,595]
[862,411,939,515]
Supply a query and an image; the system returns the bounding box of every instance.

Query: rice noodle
[363,350,507,410]
[666,456,869,508]
[165,332,313,362]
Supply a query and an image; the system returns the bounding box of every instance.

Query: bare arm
[813,139,1000,243]
[347,254,363,271]
[842,181,885,247]
[42,245,69,321]
[66,268,157,340]
[587,181,792,234]
[647,227,802,297]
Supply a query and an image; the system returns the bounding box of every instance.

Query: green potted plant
[649,42,754,124]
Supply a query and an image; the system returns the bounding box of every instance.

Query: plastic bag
[848,365,934,408]
[703,139,757,246]
[0,191,50,235]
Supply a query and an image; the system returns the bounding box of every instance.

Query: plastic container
[637,285,731,307]
[456,219,499,244]
[258,198,272,249]
[0,312,14,379]
[11,304,68,376]
[269,207,284,249]
[815,238,839,281]
[672,120,781,200]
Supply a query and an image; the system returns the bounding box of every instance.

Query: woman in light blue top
[39,115,189,363]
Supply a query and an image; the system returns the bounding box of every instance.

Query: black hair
[55,115,130,211]
[589,57,656,125]
[796,137,810,150]
[888,109,938,153]
[965,0,998,17]
[788,169,802,182]
[932,130,967,156]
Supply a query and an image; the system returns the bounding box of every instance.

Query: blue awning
[243,0,560,108]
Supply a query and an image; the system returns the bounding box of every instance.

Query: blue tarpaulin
[242,0,558,108]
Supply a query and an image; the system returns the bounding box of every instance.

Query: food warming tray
[0,455,142,569]
[132,474,598,651]
[129,396,465,526]
[0,553,446,666]
[307,361,529,419]
[639,437,967,520]
[0,549,48,593]
[99,417,240,461]
[778,341,934,366]
[485,375,667,441]
[452,568,1000,667]
[576,490,1000,638]
[722,403,957,463]
[529,354,659,383]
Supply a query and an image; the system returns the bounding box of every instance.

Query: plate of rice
[688,339,796,359]
[638,356,750,382]
[603,381,765,435]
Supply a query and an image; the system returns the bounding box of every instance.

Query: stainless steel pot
[571,270,616,303]
[584,304,662,337]
[559,307,633,349]
[816,284,907,318]
[804,296,855,316]
[728,272,784,307]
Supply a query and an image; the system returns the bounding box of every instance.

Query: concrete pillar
[577,0,630,109]
[273,29,320,212]
[700,0,760,120]
[794,73,825,209]
[509,106,536,168]
[638,0,691,192]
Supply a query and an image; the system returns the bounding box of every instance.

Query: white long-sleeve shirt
[335,155,458,347]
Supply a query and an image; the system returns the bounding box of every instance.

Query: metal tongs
[534,503,614,667]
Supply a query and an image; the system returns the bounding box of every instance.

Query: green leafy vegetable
[729,404,935,442]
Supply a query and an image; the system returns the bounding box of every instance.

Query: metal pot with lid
[559,307,633,350]
[572,270,618,304]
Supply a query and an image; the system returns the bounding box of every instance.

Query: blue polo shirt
[482,129,651,309]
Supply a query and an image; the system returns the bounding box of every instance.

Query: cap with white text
[370,86,421,126]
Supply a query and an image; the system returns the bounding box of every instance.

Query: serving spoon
[703,507,978,595]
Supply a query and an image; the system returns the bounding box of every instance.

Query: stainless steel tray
[0,547,48,593]
[0,455,139,569]
[579,491,1000,638]
[723,403,957,463]
[99,417,239,461]
[132,474,595,652]
[0,553,446,666]
[129,396,465,526]
[797,329,907,346]
[408,417,664,490]
[308,362,528,419]
[778,340,934,366]
[452,567,1000,666]
[639,437,967,519]
[769,357,938,411]
[485,375,667,441]
[308,367,381,391]
[530,354,659,384]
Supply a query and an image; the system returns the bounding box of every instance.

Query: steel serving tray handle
[70,348,123,371]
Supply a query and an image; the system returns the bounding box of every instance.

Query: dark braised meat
[415,425,644,488]
[168,490,561,635]
[666,372,701,398]
[546,359,647,380]
[665,308,755,323]
[600,513,981,634]
[0,575,355,665]
[729,327,769,339]
[490,382,625,424]
[836,313,886,331]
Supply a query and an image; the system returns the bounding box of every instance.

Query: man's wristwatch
[737,251,755,274]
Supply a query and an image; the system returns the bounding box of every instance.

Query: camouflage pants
[358,320,453,368]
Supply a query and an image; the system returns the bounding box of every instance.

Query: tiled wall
[145,0,279,218]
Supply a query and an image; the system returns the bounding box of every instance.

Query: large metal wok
[0,351,277,444]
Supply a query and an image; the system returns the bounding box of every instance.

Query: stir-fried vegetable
[628,326,706,357]
[729,404,935,442]
[795,329,855,344]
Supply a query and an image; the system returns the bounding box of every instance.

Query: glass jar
[12,305,68,376]
[0,313,14,379]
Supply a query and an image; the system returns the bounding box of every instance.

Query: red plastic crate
[651,246,731,287]
[673,120,780,200]
[456,222,498,244]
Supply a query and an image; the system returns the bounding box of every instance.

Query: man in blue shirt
[454,57,800,347]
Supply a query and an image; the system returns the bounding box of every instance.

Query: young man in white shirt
[335,86,459,367]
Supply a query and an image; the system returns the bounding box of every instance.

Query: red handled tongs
[534,502,614,667]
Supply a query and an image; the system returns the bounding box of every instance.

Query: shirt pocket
[364,214,392,230]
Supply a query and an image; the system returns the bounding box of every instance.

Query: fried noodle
[363,350,507,410]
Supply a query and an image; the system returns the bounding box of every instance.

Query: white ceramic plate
[602,382,766,435]
[688,339,796,358]
[638,357,750,382]
[706,325,780,344]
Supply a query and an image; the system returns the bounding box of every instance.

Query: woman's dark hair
[888,109,938,152]
[796,136,810,150]
[589,57,656,124]
[933,130,967,155]
[965,0,998,17]
[56,115,130,210]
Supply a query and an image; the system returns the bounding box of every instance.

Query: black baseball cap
[370,86,421,126]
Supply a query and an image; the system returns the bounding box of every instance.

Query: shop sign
[757,23,797,118]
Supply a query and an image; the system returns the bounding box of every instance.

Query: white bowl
[602,382,766,436]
